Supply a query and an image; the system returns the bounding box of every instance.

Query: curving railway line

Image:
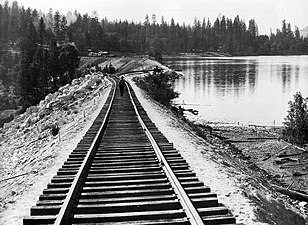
[23,76,237,225]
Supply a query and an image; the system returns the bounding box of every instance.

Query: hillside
[0,57,167,224]
[0,56,307,224]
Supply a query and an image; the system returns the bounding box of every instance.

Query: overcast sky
[5,0,308,35]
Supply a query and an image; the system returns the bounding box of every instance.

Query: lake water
[166,55,308,126]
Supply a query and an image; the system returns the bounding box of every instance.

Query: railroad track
[23,77,236,225]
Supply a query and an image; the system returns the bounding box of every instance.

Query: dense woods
[0,1,308,111]
[0,1,81,110]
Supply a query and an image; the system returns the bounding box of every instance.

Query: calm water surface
[166,56,308,126]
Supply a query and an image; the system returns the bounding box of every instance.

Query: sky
[4,0,308,35]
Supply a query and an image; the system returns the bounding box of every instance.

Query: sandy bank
[0,56,307,225]
[126,74,308,224]
[0,82,111,225]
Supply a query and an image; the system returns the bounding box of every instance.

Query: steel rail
[23,76,236,225]
[126,81,205,225]
[54,79,117,225]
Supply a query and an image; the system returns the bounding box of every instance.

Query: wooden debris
[0,171,35,183]
[262,153,272,161]
[277,152,304,158]
[247,137,278,140]
[275,157,298,165]
[287,181,294,190]
[280,163,308,169]
[293,171,308,177]
[271,184,308,202]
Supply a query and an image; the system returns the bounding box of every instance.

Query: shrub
[134,71,179,106]
[50,123,59,136]
[282,92,308,145]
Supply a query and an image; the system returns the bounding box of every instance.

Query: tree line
[1,1,308,110]
[70,13,308,56]
[0,1,79,110]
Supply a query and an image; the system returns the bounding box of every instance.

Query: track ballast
[23,77,236,225]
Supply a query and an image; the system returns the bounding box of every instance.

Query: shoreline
[126,74,308,224]
[179,111,308,194]
[177,111,308,219]
[0,56,307,224]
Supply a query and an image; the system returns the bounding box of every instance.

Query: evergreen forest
[1,0,308,111]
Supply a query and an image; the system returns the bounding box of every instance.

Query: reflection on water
[167,56,308,126]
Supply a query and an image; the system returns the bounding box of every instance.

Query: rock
[38,99,45,108]
[24,116,32,126]
[40,123,50,132]
[84,79,96,88]
[57,93,73,102]
[75,86,85,94]
[46,101,54,109]
[299,201,307,207]
[74,93,82,99]
[11,122,19,130]
[3,122,11,129]
[24,128,30,133]
[26,106,38,115]
[45,93,58,103]
[62,89,70,95]
[38,107,51,119]
[31,116,39,124]
[72,78,81,85]
[273,174,281,179]
[92,76,102,84]
[59,84,70,92]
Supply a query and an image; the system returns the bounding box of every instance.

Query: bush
[282,92,308,145]
[50,123,59,136]
[134,71,179,106]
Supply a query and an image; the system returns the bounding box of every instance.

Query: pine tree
[283,92,308,145]
[2,1,9,42]
[53,11,61,43]
[38,17,46,45]
[47,34,60,91]
[0,5,3,42]
[58,43,80,85]
[18,22,39,108]
[59,16,68,43]
[8,1,20,42]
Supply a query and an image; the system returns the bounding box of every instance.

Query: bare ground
[0,57,307,225]
[0,84,111,225]
[127,76,308,225]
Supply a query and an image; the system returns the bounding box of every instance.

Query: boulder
[62,88,70,95]
[39,100,46,108]
[26,106,38,115]
[75,86,85,94]
[299,202,307,207]
[72,78,81,85]
[45,93,58,103]
[57,93,73,102]
[84,80,96,88]
[59,84,70,93]
[3,122,11,129]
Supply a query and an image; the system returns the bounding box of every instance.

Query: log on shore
[271,184,308,202]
